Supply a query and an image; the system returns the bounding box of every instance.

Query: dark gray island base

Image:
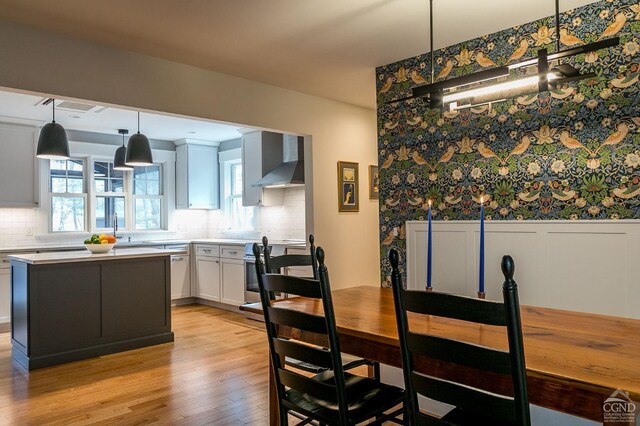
[9,248,177,370]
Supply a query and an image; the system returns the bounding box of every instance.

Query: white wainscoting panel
[406,220,640,319]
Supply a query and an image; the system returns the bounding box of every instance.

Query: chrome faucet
[113,213,119,239]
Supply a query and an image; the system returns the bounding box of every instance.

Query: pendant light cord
[52,99,56,123]
[430,0,434,83]
[555,0,560,53]
[137,111,140,134]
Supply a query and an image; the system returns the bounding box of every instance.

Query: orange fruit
[106,235,116,243]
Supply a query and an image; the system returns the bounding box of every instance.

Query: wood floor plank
[0,305,273,425]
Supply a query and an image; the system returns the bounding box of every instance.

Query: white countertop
[8,247,185,265]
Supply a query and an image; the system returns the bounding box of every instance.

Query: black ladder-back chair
[389,249,531,426]
[262,235,380,379]
[263,235,318,279]
[253,244,405,425]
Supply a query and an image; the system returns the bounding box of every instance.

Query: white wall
[0,20,381,287]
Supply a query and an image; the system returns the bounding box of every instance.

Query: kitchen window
[133,165,163,230]
[220,149,254,230]
[49,159,87,232]
[48,158,164,233]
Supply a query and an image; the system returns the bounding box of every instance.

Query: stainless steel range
[243,242,285,303]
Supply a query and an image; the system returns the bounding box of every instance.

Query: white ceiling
[0,0,600,109]
[0,90,242,142]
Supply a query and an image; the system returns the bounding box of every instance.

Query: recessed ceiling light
[188,131,196,134]
[70,115,81,119]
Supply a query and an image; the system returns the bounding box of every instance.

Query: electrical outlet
[178,223,186,231]
[25,226,33,236]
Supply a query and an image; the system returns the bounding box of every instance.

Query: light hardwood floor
[0,304,272,425]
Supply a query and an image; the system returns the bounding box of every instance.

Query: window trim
[37,140,175,236]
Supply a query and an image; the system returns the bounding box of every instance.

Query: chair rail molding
[406,220,640,319]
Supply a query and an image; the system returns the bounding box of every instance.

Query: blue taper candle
[479,196,485,294]
[427,199,432,289]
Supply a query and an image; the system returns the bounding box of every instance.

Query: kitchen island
[9,247,181,370]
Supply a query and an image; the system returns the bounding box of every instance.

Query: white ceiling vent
[37,98,107,113]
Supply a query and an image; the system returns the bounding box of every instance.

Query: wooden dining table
[242,285,640,424]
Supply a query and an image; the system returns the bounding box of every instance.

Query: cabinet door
[0,268,10,325]
[170,255,190,299]
[220,258,245,306]
[176,144,219,209]
[0,124,38,207]
[196,257,220,301]
[241,132,262,206]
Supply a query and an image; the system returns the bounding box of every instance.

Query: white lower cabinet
[0,267,10,327]
[170,254,191,300]
[220,258,245,306]
[195,257,221,301]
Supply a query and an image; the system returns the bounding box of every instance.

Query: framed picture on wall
[369,165,379,199]
[337,161,359,212]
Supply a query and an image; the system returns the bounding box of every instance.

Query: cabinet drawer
[196,245,219,257]
[220,246,244,260]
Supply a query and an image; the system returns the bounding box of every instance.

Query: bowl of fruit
[84,234,117,253]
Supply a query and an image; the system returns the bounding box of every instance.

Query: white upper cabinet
[0,123,39,207]
[175,140,220,209]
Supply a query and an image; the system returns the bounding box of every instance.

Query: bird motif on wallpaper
[444,194,463,205]
[380,153,394,169]
[559,28,584,46]
[559,124,629,169]
[382,230,395,246]
[611,73,639,89]
[384,121,399,130]
[550,188,577,201]
[436,60,454,80]
[560,123,628,155]
[411,145,455,174]
[477,136,531,164]
[516,93,539,106]
[613,184,640,199]
[475,52,497,68]
[550,87,574,100]
[406,190,424,207]
[406,116,422,126]
[410,70,428,85]
[411,150,429,165]
[470,104,490,114]
[379,77,394,94]
[518,189,541,203]
[600,13,627,40]
[508,39,529,62]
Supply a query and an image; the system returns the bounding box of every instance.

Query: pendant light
[36,99,70,159]
[113,129,133,170]
[392,0,620,110]
[125,112,153,166]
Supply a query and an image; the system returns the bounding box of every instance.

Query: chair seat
[439,407,515,426]
[285,353,371,374]
[284,371,405,424]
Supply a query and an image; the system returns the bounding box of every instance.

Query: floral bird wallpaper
[376,0,640,282]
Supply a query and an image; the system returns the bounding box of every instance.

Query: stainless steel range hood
[252,135,304,188]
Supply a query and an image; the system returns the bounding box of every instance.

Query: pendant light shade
[125,112,153,166]
[36,99,70,160]
[113,129,133,171]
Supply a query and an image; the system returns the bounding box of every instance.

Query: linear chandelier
[391,0,620,111]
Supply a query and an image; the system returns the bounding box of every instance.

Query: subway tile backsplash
[0,187,306,249]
